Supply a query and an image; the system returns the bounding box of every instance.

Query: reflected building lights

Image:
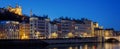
[53,48,57,49]
[84,44,88,49]
[68,47,73,49]
[74,46,78,49]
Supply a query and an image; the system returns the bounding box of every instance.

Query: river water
[1,43,120,49]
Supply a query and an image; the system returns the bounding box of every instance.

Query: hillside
[0,8,29,22]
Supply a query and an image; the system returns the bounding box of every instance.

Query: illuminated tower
[14,4,22,15]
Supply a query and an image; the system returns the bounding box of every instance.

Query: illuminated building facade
[93,22,104,37]
[52,18,94,38]
[104,29,114,37]
[50,22,58,34]
[30,15,50,39]
[19,22,30,39]
[94,28,104,37]
[2,21,20,39]
[7,5,22,15]
[60,20,74,38]
[82,19,94,37]
[49,22,58,38]
[74,18,94,37]
[93,22,99,28]
[50,19,75,38]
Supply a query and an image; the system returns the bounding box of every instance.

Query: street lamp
[21,33,28,39]
[67,32,74,38]
[51,32,58,38]
[35,31,40,39]
[83,33,88,37]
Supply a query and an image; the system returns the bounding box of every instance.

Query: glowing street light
[35,31,40,39]
[21,33,28,39]
[51,32,58,38]
[83,33,88,37]
[67,32,74,38]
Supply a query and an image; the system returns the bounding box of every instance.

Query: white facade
[4,21,19,39]
[30,16,50,39]
[51,23,58,33]
[53,18,94,38]
[60,20,74,38]
[75,22,94,37]
[49,23,58,38]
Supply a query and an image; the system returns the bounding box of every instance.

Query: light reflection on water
[1,43,120,49]
[45,43,120,49]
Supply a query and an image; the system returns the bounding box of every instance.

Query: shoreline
[0,37,118,45]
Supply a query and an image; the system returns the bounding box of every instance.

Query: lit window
[30,17,38,21]
[75,26,78,29]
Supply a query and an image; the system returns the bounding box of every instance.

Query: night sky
[0,0,120,30]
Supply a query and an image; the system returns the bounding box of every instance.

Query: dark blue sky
[0,0,120,30]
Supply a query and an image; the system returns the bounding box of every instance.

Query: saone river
[2,43,120,49]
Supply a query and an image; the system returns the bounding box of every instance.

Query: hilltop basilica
[7,4,22,16]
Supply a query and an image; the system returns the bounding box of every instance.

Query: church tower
[14,4,22,15]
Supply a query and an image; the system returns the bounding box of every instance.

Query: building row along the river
[0,15,117,39]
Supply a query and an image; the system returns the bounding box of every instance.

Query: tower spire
[30,10,33,17]
[16,3,19,8]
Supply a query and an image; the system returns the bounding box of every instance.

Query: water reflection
[1,43,120,49]
[104,43,120,49]
[45,43,98,49]
[45,43,120,49]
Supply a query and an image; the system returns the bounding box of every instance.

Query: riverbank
[41,37,99,44]
[0,37,118,45]
[0,43,119,49]
[0,37,100,45]
[0,39,48,47]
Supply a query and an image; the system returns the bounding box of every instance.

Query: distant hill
[0,8,29,22]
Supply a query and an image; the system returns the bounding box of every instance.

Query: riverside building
[53,18,75,38]
[0,21,20,39]
[52,18,94,38]
[74,18,94,37]
[19,22,30,39]
[30,15,50,39]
